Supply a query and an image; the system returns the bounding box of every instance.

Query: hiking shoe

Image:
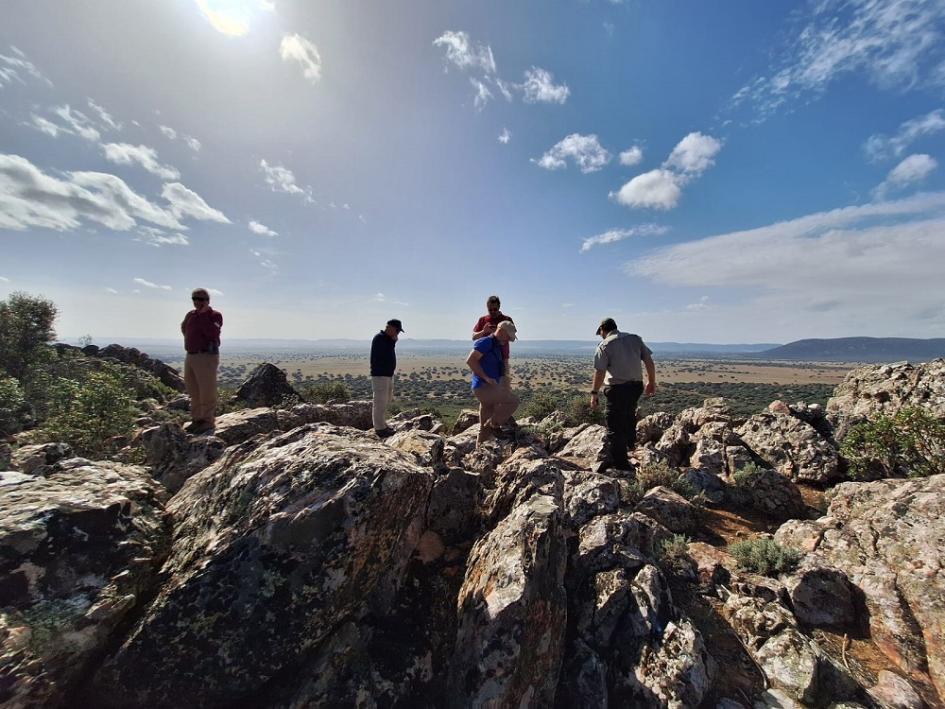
[183,420,199,433]
[189,420,214,435]
[375,427,396,438]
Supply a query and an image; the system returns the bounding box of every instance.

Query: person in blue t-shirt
[466,320,520,446]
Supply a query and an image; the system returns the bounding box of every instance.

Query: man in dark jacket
[180,288,223,434]
[370,318,403,437]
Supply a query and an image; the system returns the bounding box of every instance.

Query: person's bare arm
[466,350,496,385]
[590,369,606,409]
[643,352,657,396]
[472,323,496,340]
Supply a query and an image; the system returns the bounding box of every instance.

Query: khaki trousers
[372,376,394,430]
[184,353,219,424]
[474,381,520,428]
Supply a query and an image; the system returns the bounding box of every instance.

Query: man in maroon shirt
[473,295,514,394]
[180,288,223,434]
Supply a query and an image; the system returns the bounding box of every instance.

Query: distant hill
[758,337,945,362]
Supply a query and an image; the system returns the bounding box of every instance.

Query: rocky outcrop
[726,465,808,522]
[9,442,74,475]
[88,424,434,707]
[0,459,170,707]
[826,359,945,441]
[556,424,609,469]
[789,474,945,702]
[57,342,186,393]
[234,363,300,407]
[135,423,226,492]
[737,413,841,483]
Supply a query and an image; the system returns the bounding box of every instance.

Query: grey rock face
[868,670,926,709]
[556,424,610,469]
[636,486,700,534]
[801,474,945,703]
[88,425,434,707]
[636,411,675,446]
[386,428,445,469]
[826,358,945,441]
[234,362,300,407]
[780,558,856,628]
[737,413,841,483]
[136,423,225,492]
[727,465,808,522]
[65,342,187,392]
[0,460,170,707]
[9,442,74,475]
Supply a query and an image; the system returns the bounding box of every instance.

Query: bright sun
[194,0,273,37]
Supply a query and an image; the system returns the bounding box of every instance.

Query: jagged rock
[562,470,620,527]
[9,442,73,475]
[483,452,564,527]
[0,440,10,470]
[687,541,734,588]
[780,557,856,628]
[235,363,300,407]
[802,474,945,702]
[136,423,225,492]
[546,422,591,455]
[753,689,804,708]
[443,426,480,466]
[636,411,675,446]
[451,409,480,434]
[868,670,925,709]
[736,413,840,483]
[576,511,671,574]
[773,517,840,553]
[426,468,481,548]
[722,592,857,704]
[655,420,694,468]
[724,444,757,476]
[826,359,945,441]
[165,395,191,411]
[689,436,727,476]
[212,407,304,445]
[291,400,373,430]
[682,468,725,504]
[727,466,808,522]
[450,491,567,708]
[636,486,699,534]
[87,424,434,707]
[0,459,169,708]
[786,402,833,439]
[386,429,445,469]
[80,342,186,393]
[634,617,712,708]
[556,424,609,469]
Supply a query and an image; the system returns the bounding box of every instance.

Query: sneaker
[375,427,395,438]
[189,420,214,435]
[183,420,199,433]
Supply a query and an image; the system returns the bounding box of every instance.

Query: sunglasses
[192,297,208,302]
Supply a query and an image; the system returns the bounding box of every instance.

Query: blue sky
[2,0,945,343]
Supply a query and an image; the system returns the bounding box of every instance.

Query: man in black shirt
[370,318,403,437]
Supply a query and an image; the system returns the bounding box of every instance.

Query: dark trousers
[604,381,644,468]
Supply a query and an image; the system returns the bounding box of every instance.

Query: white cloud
[520,67,570,104]
[105,287,118,294]
[133,277,172,291]
[161,182,230,223]
[872,153,938,198]
[470,77,493,109]
[0,276,9,283]
[185,137,202,152]
[498,127,511,144]
[433,31,496,74]
[259,158,310,199]
[137,226,190,247]
[159,125,178,140]
[610,169,682,210]
[249,219,278,237]
[53,105,100,141]
[102,143,180,180]
[0,46,52,88]
[0,154,189,232]
[159,124,202,152]
[580,224,669,253]
[280,33,322,84]
[619,146,643,166]
[373,292,386,302]
[208,288,224,296]
[864,109,945,162]
[686,296,710,312]
[663,132,722,175]
[28,114,65,137]
[534,133,611,173]
[250,248,279,272]
[732,0,945,119]
[87,98,121,131]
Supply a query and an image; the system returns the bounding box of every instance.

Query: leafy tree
[841,407,945,479]
[0,292,58,380]
[0,375,31,434]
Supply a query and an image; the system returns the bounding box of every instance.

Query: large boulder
[737,413,840,483]
[234,363,300,407]
[798,474,945,703]
[727,465,808,522]
[636,486,700,534]
[9,442,74,475]
[556,424,609,469]
[136,423,225,492]
[87,424,434,707]
[0,460,170,707]
[826,359,945,441]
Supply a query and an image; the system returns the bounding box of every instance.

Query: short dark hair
[487,295,500,306]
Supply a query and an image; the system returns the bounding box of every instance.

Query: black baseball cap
[387,319,405,333]
[596,318,617,336]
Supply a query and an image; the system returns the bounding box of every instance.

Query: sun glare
[194,0,272,37]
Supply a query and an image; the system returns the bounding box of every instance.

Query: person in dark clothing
[589,318,657,472]
[370,318,403,437]
[180,288,223,434]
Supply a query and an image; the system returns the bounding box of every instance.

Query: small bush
[40,370,138,456]
[732,462,765,486]
[521,390,563,422]
[302,381,352,404]
[841,407,945,479]
[657,533,692,574]
[636,461,679,491]
[0,375,31,434]
[729,538,801,576]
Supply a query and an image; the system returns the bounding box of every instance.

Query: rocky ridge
[0,359,942,707]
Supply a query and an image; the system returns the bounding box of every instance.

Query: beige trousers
[372,376,394,430]
[184,353,219,423]
[474,380,520,428]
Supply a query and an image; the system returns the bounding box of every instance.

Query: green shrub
[657,533,692,574]
[636,461,679,491]
[521,390,564,422]
[732,462,765,486]
[841,407,945,479]
[301,381,352,404]
[729,538,801,576]
[0,375,31,434]
[0,292,58,380]
[40,370,138,456]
